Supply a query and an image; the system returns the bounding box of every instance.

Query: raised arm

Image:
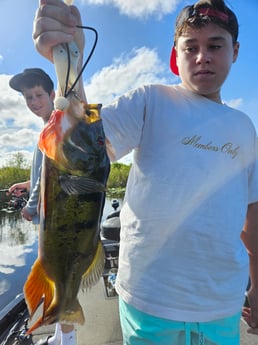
[33,0,86,101]
[33,0,116,161]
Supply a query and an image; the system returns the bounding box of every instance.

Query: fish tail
[59,298,85,325]
[81,240,105,291]
[24,258,55,319]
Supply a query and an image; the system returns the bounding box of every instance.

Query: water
[0,197,122,314]
[0,212,38,312]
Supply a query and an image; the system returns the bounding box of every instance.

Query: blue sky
[0,0,258,167]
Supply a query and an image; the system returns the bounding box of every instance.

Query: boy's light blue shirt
[25,145,42,224]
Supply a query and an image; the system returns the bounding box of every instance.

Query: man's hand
[21,206,32,221]
[242,287,258,334]
[33,0,85,62]
[8,182,29,196]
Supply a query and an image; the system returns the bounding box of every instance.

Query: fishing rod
[0,189,28,213]
[0,188,27,193]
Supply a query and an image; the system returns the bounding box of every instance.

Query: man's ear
[233,41,240,63]
[51,90,56,101]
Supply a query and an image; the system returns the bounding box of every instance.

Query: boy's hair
[170,0,239,75]
[9,68,54,95]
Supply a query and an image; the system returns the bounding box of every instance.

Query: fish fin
[26,299,59,334]
[59,299,85,325]
[26,305,60,335]
[59,175,106,195]
[26,316,45,335]
[81,240,105,291]
[84,104,102,123]
[24,258,55,319]
[38,110,64,160]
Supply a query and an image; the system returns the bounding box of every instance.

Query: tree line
[0,152,130,198]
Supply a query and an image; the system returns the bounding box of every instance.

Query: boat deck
[30,279,258,345]
[30,279,122,345]
[2,279,258,345]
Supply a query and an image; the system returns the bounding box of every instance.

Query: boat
[101,199,120,299]
[0,200,256,345]
[0,293,33,345]
[101,199,120,242]
[0,201,122,345]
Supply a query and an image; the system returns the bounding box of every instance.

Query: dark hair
[174,0,238,45]
[9,68,54,95]
[19,76,53,95]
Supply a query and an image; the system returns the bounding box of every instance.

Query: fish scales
[24,102,110,333]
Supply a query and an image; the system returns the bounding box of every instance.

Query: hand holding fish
[242,287,258,334]
[21,207,32,222]
[33,0,86,101]
[33,0,85,64]
[25,0,110,334]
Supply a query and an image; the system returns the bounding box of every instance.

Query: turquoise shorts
[119,298,241,345]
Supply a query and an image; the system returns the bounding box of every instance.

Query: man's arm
[241,202,258,333]
[33,0,86,102]
[8,181,30,196]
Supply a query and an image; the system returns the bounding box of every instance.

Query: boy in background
[9,68,54,222]
[9,68,76,345]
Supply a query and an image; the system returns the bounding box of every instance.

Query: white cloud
[0,46,176,167]
[224,98,243,109]
[84,46,175,165]
[80,0,181,18]
[0,74,43,167]
[0,222,37,278]
[85,46,173,104]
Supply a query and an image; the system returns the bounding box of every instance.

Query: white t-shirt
[101,83,258,322]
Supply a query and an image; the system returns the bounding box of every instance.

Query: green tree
[6,152,30,170]
[0,154,131,200]
[107,163,130,197]
[0,152,30,190]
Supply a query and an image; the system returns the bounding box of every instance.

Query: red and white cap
[169,5,235,76]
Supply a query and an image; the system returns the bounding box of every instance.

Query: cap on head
[9,68,54,93]
[170,0,239,75]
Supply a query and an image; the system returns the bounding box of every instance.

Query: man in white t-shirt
[32,0,258,344]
